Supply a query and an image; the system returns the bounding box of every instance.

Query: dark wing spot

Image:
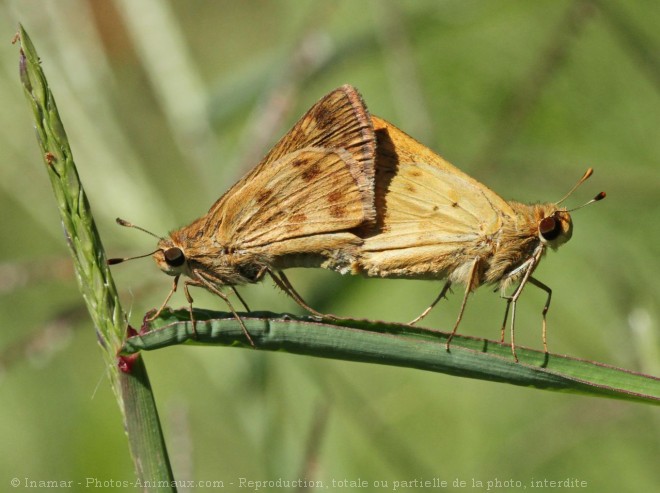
[291,158,306,168]
[313,107,332,129]
[302,163,321,181]
[330,204,346,218]
[257,189,273,204]
[404,183,416,193]
[328,190,343,203]
[409,169,422,178]
[451,201,459,208]
[291,213,307,223]
[432,205,439,212]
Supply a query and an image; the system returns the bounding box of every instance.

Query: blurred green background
[1,0,658,491]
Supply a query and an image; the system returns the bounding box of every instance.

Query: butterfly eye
[539,216,561,241]
[164,247,185,267]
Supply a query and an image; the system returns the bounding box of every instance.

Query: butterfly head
[537,207,573,249]
[153,238,189,277]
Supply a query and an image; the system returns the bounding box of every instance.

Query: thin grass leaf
[16,24,176,490]
[123,308,660,406]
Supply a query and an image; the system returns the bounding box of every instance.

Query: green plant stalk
[17,25,175,490]
[123,309,660,405]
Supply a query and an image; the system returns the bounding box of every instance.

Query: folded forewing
[210,149,367,251]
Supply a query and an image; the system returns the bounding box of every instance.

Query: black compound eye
[164,247,185,267]
[539,216,560,241]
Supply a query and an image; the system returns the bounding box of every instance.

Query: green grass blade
[123,308,660,405]
[17,24,176,490]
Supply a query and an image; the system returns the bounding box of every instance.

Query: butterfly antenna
[108,249,161,266]
[115,217,162,239]
[108,218,163,265]
[556,167,598,205]
[566,191,606,213]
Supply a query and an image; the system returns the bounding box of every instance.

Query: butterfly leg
[503,251,542,362]
[269,269,342,320]
[191,273,255,347]
[146,274,180,322]
[445,259,479,352]
[409,280,452,325]
[503,284,528,362]
[499,296,512,344]
[181,280,199,337]
[230,285,252,312]
[528,276,552,353]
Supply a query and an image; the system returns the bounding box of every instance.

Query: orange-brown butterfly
[357,116,604,360]
[110,85,376,344]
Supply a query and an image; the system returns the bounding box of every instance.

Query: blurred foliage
[0,0,658,491]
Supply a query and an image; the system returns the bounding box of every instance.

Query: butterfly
[111,85,376,344]
[357,115,604,360]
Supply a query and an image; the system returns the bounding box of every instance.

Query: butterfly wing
[213,148,369,249]
[260,84,375,217]
[198,86,376,261]
[208,84,375,227]
[361,116,516,278]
